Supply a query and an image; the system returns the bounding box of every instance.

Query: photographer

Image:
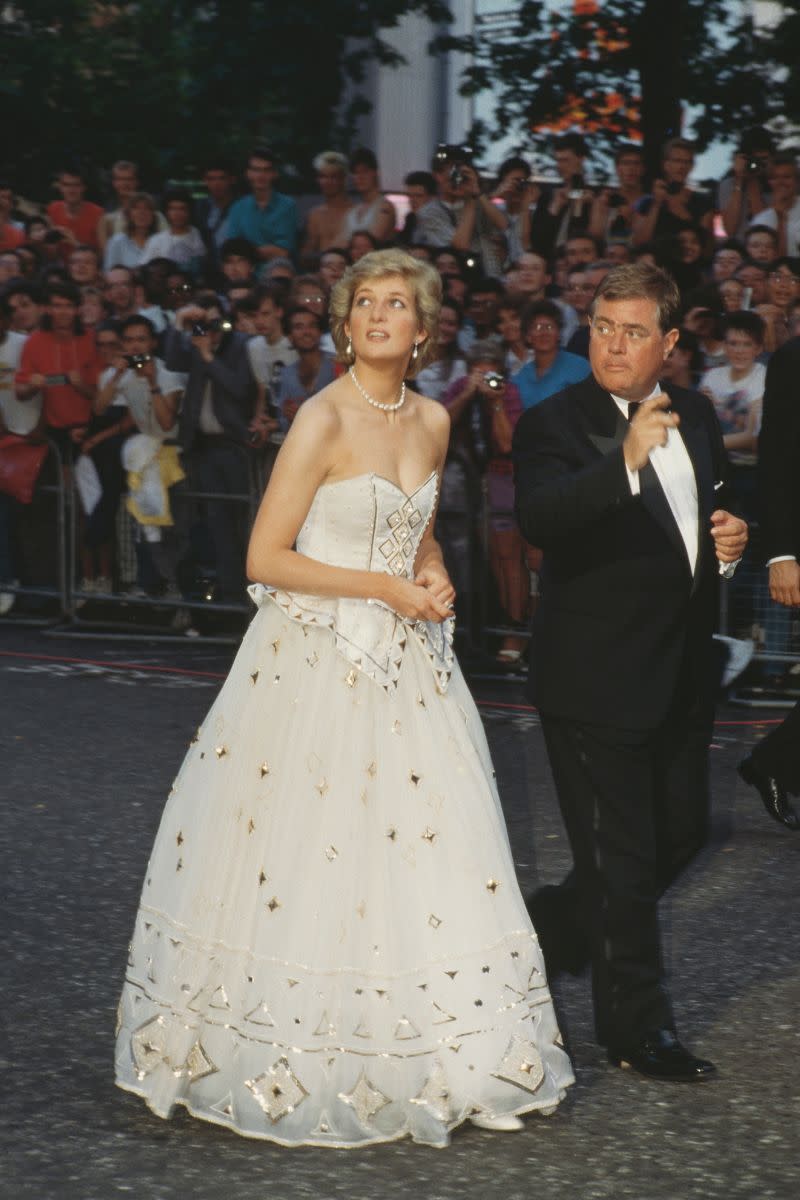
[719,128,773,239]
[589,143,646,247]
[631,137,714,249]
[534,133,595,257]
[164,293,258,602]
[415,145,508,278]
[99,315,186,595]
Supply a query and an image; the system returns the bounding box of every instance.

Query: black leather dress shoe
[738,757,800,831]
[608,1029,716,1081]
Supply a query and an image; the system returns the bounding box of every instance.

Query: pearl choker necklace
[349,366,406,413]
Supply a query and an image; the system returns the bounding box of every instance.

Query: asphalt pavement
[2,623,798,1200]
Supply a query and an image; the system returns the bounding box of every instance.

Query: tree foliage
[434,0,800,173]
[1,1,450,198]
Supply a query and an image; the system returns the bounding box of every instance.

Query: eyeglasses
[300,295,325,305]
[530,321,558,333]
[591,318,653,342]
[770,271,799,284]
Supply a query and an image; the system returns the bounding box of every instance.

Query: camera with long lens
[125,353,152,370]
[191,318,232,337]
[483,371,505,392]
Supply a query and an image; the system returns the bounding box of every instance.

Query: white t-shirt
[246,335,298,393]
[100,359,186,440]
[0,331,40,435]
[143,228,206,272]
[701,361,765,465]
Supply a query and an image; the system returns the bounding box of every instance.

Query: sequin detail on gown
[115,472,573,1147]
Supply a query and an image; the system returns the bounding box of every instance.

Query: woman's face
[346,273,423,366]
[130,200,154,232]
[496,306,522,345]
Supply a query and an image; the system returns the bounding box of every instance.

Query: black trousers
[535,681,713,1048]
[751,699,800,794]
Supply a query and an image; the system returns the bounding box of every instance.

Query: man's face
[95,329,122,365]
[438,304,460,345]
[745,231,778,264]
[406,185,431,214]
[616,153,644,190]
[515,253,549,295]
[122,325,156,358]
[317,166,345,199]
[352,163,377,194]
[320,253,347,289]
[767,264,800,309]
[166,201,190,231]
[555,149,583,184]
[724,329,760,371]
[768,163,797,204]
[247,157,277,195]
[713,248,744,282]
[69,249,99,285]
[0,253,20,284]
[525,313,560,357]
[204,169,233,202]
[606,243,630,266]
[200,306,226,349]
[678,230,702,263]
[564,271,594,316]
[565,237,596,268]
[736,264,768,305]
[58,173,85,205]
[589,296,679,401]
[468,290,498,330]
[8,291,40,332]
[663,148,694,185]
[254,297,283,340]
[222,254,252,283]
[47,295,78,333]
[719,279,745,312]
[295,283,326,318]
[112,167,138,202]
[434,251,460,278]
[165,274,194,310]
[289,311,320,352]
[105,269,134,312]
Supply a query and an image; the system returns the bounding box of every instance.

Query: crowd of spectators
[1,130,798,655]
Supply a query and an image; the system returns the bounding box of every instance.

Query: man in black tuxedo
[513,263,748,1081]
[738,336,800,830]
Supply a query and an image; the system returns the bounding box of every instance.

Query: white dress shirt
[612,385,735,578]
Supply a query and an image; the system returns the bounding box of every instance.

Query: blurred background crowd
[0,128,797,669]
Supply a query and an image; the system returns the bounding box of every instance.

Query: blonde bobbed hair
[328,248,442,378]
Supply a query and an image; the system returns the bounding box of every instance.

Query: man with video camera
[164,293,259,602]
[414,145,508,277]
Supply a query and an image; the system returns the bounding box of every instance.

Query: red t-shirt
[0,222,24,253]
[16,330,101,428]
[46,200,105,249]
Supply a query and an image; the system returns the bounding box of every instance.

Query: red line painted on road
[0,647,790,725]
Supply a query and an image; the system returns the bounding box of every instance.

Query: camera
[435,142,473,189]
[666,181,682,196]
[608,191,625,208]
[483,371,504,391]
[191,318,232,337]
[125,353,152,370]
[746,158,761,175]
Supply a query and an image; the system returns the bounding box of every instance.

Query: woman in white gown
[115,249,573,1148]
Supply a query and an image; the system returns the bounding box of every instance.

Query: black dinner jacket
[164,327,256,453]
[512,375,730,730]
[758,336,800,562]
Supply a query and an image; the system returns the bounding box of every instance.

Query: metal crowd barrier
[2,445,798,687]
[0,438,69,623]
